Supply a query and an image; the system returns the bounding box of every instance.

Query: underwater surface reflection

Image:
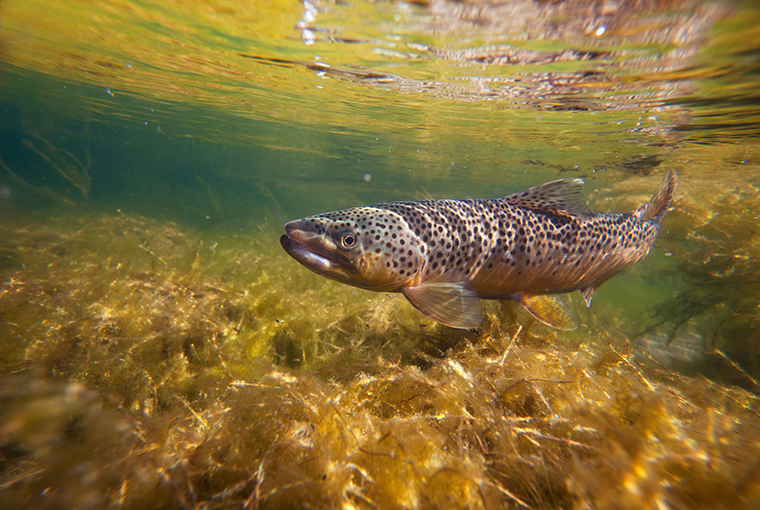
[1,0,759,508]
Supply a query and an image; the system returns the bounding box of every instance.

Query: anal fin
[403,279,483,329]
[519,294,578,331]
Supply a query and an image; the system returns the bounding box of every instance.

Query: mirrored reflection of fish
[280,170,677,330]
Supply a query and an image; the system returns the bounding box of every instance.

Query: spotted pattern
[296,177,669,299]
[367,197,659,295]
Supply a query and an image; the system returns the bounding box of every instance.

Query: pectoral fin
[403,279,483,329]
[519,294,578,331]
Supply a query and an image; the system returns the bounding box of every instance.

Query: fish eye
[338,232,357,250]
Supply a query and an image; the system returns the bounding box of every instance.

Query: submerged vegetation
[641,172,760,387]
[1,0,760,506]
[2,208,760,509]
[0,125,92,207]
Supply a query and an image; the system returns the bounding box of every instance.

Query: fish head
[280,206,421,292]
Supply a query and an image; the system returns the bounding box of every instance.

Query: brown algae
[1,210,760,509]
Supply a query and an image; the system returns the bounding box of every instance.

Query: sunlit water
[1,0,760,507]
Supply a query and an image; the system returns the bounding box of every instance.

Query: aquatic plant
[1,209,760,509]
[589,167,760,387]
[642,173,760,385]
[22,132,91,199]
[0,129,91,206]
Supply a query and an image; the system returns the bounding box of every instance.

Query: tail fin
[642,169,677,223]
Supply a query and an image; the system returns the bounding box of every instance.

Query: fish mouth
[280,223,357,283]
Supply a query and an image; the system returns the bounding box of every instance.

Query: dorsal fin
[501,178,589,217]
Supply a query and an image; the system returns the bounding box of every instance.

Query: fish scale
[281,169,677,330]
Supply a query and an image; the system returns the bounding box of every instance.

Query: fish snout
[284,219,305,237]
[284,219,324,243]
[284,217,330,237]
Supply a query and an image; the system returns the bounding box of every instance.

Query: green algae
[1,209,760,509]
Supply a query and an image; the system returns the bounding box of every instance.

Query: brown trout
[280,170,677,330]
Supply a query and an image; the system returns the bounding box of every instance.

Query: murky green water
[1,0,760,508]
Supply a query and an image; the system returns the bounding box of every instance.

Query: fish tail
[642,168,677,223]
